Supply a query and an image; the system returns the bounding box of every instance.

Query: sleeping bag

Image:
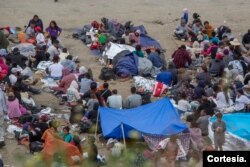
[115,53,138,77]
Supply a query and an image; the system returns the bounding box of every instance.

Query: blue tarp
[115,53,138,76]
[99,98,188,139]
[139,34,162,49]
[210,113,250,141]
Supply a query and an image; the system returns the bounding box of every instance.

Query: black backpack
[99,67,115,81]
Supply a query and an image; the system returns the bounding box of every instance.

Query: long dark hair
[49,20,58,29]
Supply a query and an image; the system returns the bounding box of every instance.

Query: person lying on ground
[28,15,44,32]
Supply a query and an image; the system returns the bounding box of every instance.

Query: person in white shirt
[216,86,233,110]
[47,39,60,60]
[48,55,63,80]
[107,89,123,109]
[177,92,191,116]
[35,26,46,47]
[25,22,35,40]
[234,89,250,112]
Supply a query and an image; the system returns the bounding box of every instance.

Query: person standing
[28,15,44,32]
[46,21,62,39]
[212,112,226,151]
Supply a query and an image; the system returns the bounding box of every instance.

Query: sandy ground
[1,0,250,166]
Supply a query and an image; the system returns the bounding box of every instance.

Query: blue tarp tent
[99,98,188,139]
[139,34,162,49]
[210,113,250,141]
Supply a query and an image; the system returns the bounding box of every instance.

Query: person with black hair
[98,82,111,102]
[47,39,60,60]
[61,55,77,72]
[5,48,28,68]
[61,126,73,143]
[124,87,142,109]
[203,21,214,39]
[107,89,122,109]
[46,21,62,39]
[28,15,43,32]
[133,45,144,58]
[242,29,250,50]
[171,45,192,69]
[80,73,93,94]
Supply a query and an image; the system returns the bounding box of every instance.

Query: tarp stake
[121,123,127,151]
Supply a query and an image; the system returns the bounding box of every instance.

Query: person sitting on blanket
[61,55,77,73]
[47,55,64,80]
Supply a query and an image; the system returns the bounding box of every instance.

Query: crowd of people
[0,8,250,166]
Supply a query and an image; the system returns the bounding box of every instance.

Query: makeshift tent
[139,34,162,49]
[102,42,135,60]
[99,98,187,139]
[115,53,138,77]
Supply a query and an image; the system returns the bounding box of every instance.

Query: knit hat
[216,53,223,60]
[35,26,41,32]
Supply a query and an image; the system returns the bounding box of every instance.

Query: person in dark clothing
[28,15,44,32]
[194,81,207,100]
[35,115,49,135]
[196,64,211,86]
[166,62,178,85]
[197,98,216,116]
[172,45,192,68]
[5,48,28,68]
[242,29,250,50]
[87,102,99,123]
[209,53,225,77]
[98,82,112,102]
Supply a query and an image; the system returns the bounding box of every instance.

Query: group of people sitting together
[0,9,250,166]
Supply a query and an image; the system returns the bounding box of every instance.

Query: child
[60,126,73,143]
[212,112,226,151]
[165,136,179,167]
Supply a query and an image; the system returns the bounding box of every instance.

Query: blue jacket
[148,52,162,68]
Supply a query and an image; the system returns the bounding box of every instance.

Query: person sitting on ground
[47,39,60,60]
[192,13,202,25]
[107,89,123,109]
[7,92,22,119]
[87,93,99,112]
[61,55,77,73]
[35,26,46,47]
[6,48,28,68]
[172,45,192,69]
[98,82,112,104]
[46,20,62,39]
[194,81,207,100]
[166,62,178,85]
[133,44,144,58]
[124,87,142,109]
[177,92,191,116]
[197,97,216,116]
[122,30,130,44]
[25,21,36,42]
[28,15,44,32]
[48,55,63,80]
[82,82,98,101]
[129,30,140,45]
[67,80,80,106]
[209,53,225,77]
[0,30,9,50]
[70,136,83,154]
[234,88,250,112]
[61,126,73,143]
[174,18,188,41]
[242,29,250,50]
[203,21,214,39]
[228,54,244,76]
[212,112,226,151]
[28,123,43,153]
[196,64,211,87]
[147,49,162,69]
[191,20,203,37]
[29,45,47,68]
[210,32,219,45]
[196,109,210,138]
[59,48,69,61]
[52,71,78,94]
[207,40,219,59]
[216,85,233,111]
[35,115,49,135]
[86,102,99,124]
[70,99,85,124]
[79,73,92,94]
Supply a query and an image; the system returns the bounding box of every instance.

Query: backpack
[99,67,115,81]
